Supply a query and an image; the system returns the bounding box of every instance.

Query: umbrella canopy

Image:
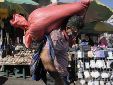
[5,0,38,5]
[32,0,50,5]
[94,22,113,32]
[80,21,113,33]
[0,0,38,18]
[84,0,113,23]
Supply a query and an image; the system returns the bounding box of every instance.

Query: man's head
[10,13,29,30]
[66,15,84,31]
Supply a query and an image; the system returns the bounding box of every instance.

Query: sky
[58,0,113,9]
[99,0,113,9]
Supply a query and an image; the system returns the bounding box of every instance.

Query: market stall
[68,44,113,84]
[0,0,39,78]
[0,45,34,79]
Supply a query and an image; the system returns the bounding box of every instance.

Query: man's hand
[81,0,93,3]
[77,0,93,16]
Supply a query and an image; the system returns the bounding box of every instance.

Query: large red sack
[10,0,91,48]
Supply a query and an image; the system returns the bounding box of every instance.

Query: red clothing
[99,37,108,48]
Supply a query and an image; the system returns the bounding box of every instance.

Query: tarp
[0,8,8,19]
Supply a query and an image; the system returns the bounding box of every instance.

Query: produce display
[0,50,33,65]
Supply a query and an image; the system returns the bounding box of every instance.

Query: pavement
[0,76,45,85]
[0,76,76,85]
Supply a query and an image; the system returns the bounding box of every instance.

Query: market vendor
[10,0,92,85]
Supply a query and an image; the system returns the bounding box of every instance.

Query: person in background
[98,36,108,48]
[84,35,94,46]
[88,36,94,46]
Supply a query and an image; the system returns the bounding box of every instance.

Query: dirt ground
[0,76,77,85]
[0,76,46,85]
